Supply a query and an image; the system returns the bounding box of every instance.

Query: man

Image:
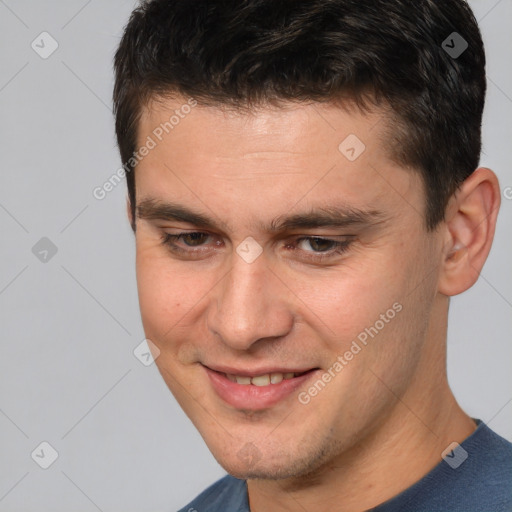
[113,0,511,510]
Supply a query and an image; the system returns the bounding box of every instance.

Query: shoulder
[176,475,248,512]
[426,422,512,511]
[459,422,512,504]
[374,421,512,512]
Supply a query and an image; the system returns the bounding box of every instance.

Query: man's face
[134,97,445,479]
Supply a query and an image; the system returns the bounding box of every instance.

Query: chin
[221,461,300,481]
[211,440,335,481]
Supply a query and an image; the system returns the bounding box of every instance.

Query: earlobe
[438,167,501,297]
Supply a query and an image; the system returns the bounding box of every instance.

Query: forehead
[139,96,386,156]
[135,96,423,231]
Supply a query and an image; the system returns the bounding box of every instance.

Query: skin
[131,96,500,511]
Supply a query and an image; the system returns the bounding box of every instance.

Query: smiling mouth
[223,370,312,386]
[203,365,321,410]
[203,365,321,411]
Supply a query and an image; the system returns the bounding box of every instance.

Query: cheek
[315,243,430,371]
[135,239,221,355]
[349,243,439,384]
[135,241,192,338]
[287,254,405,351]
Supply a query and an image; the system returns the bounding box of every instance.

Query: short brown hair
[113,0,486,230]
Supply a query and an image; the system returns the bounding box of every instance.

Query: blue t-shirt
[178,420,512,511]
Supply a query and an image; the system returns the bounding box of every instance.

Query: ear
[126,196,135,232]
[438,167,501,296]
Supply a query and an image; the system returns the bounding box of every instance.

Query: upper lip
[202,363,318,376]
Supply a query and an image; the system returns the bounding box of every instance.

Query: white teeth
[226,371,300,385]
[234,376,251,385]
[270,372,283,384]
[251,374,271,386]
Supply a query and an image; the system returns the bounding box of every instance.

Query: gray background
[0,0,510,510]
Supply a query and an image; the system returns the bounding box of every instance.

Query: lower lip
[204,366,319,410]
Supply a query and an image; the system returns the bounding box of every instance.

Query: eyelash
[160,232,353,263]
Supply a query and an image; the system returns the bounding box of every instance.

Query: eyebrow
[136,198,385,233]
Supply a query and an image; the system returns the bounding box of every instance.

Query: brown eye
[297,237,339,253]
[160,232,214,252]
[180,232,210,246]
[305,237,338,252]
[290,237,353,263]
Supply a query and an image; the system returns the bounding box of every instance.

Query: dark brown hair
[113,0,486,230]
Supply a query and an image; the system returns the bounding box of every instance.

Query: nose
[207,251,294,351]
